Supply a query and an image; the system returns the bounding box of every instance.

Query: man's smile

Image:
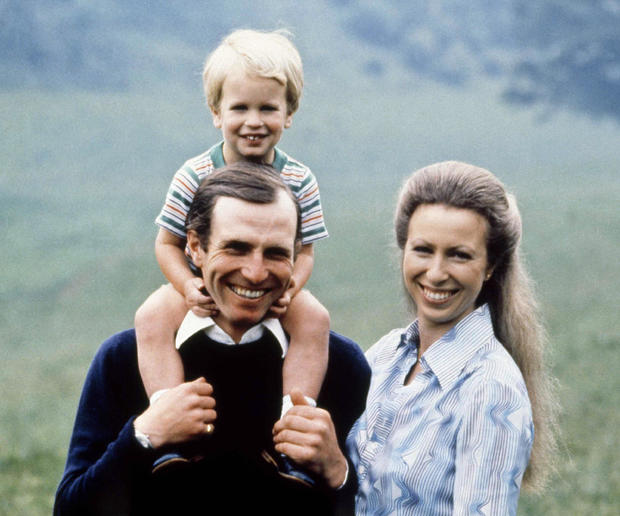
[229,284,268,299]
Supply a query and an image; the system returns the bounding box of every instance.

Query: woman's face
[402,203,493,336]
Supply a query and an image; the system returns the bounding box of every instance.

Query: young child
[135,30,330,444]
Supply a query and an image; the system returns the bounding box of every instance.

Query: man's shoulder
[327,331,369,374]
[322,331,371,442]
[89,329,138,377]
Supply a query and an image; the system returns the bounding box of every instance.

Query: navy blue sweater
[54,329,370,515]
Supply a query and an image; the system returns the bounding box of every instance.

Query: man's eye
[266,250,290,260]
[224,243,249,254]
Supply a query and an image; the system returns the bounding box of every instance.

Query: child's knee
[290,290,330,331]
[135,285,185,334]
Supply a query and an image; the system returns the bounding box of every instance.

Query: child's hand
[267,277,296,318]
[268,290,291,318]
[184,277,218,317]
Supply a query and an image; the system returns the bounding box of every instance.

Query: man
[54,163,370,515]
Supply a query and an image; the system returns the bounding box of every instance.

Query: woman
[345,161,558,515]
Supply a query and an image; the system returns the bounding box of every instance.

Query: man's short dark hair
[186,162,302,251]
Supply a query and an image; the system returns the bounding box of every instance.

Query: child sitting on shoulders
[134,29,330,477]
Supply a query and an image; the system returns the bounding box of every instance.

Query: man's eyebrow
[219,239,252,251]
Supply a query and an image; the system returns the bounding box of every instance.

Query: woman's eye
[453,251,471,260]
[413,246,432,254]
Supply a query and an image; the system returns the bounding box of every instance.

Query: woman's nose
[425,257,448,283]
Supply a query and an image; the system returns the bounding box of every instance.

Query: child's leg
[135,284,188,399]
[280,289,330,411]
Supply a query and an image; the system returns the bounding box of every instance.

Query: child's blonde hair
[203,29,304,115]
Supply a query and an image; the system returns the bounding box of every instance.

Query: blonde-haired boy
[135,29,329,481]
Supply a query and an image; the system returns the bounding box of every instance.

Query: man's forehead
[209,193,297,247]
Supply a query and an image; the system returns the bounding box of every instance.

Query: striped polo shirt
[156,141,328,246]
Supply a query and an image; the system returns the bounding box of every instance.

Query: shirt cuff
[335,461,349,490]
[150,388,170,405]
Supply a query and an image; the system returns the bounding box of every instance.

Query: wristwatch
[134,425,154,449]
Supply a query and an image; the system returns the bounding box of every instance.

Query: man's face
[188,191,297,342]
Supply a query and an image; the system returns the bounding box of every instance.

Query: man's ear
[187,230,204,267]
[293,240,301,261]
[211,107,222,129]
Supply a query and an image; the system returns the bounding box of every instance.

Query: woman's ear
[485,265,495,281]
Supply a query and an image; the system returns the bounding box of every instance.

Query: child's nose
[245,109,263,127]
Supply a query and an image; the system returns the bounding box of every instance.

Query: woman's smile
[419,284,460,303]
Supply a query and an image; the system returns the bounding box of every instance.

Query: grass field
[1,88,619,514]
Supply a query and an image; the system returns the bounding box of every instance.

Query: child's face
[212,68,292,165]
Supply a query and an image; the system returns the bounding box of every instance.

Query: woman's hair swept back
[395,161,558,492]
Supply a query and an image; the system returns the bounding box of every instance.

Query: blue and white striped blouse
[346,304,533,515]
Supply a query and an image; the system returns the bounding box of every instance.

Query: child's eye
[231,104,247,111]
[261,105,278,112]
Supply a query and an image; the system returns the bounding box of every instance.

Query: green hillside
[2,2,620,514]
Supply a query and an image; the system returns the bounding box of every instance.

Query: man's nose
[241,253,269,283]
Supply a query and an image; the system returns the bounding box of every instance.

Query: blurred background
[1,1,619,513]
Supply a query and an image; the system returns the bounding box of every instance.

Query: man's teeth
[230,286,266,299]
[423,288,455,301]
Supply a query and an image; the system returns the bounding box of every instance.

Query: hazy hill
[1,2,619,514]
[3,0,620,120]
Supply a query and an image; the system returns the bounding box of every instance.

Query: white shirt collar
[175,311,288,357]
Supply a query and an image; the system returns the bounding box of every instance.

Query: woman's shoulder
[365,327,409,367]
[461,337,530,406]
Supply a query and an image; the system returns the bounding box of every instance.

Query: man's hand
[134,377,217,449]
[272,389,348,489]
[184,277,218,317]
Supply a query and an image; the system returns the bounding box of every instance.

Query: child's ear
[211,107,222,129]
[284,113,293,129]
